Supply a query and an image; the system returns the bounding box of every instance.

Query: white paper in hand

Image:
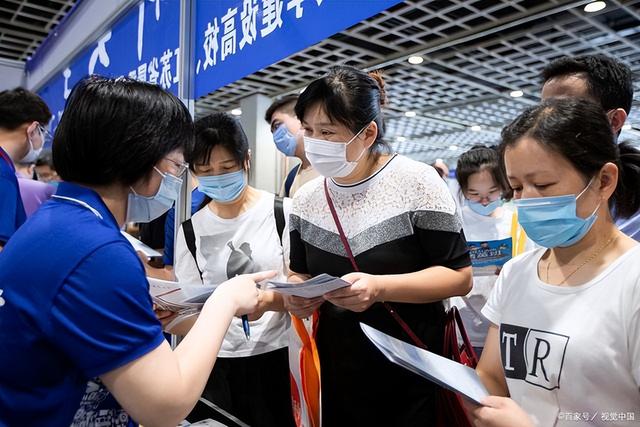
[266,273,351,298]
[360,323,489,405]
[121,231,162,258]
[148,277,215,311]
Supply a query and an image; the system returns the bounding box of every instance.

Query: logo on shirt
[226,241,259,278]
[0,289,4,307]
[500,323,569,390]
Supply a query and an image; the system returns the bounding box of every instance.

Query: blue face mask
[198,169,247,203]
[467,198,503,216]
[514,179,600,248]
[273,124,298,157]
[126,167,182,223]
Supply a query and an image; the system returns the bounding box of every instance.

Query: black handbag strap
[323,179,428,350]
[273,195,285,245]
[182,218,203,281]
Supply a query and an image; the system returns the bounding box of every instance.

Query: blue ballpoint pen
[242,315,250,340]
[235,272,251,340]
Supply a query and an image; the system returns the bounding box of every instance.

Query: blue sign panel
[468,237,513,276]
[36,0,181,137]
[194,0,403,99]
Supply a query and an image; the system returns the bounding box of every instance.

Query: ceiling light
[510,90,524,98]
[470,125,482,132]
[404,111,417,118]
[408,56,424,65]
[584,1,606,13]
[231,108,242,116]
[448,145,458,151]
[396,136,407,142]
[622,124,632,131]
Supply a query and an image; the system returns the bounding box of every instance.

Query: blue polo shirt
[0,147,26,245]
[0,182,165,426]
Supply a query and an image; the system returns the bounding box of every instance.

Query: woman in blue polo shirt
[0,76,273,427]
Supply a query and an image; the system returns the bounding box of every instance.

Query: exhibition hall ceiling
[196,0,640,163]
[0,0,77,62]
[4,0,640,164]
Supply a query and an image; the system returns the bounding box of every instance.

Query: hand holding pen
[216,270,276,321]
[222,271,277,340]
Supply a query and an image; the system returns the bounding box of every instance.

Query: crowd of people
[0,53,639,427]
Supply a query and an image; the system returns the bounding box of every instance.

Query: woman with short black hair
[0,76,272,426]
[173,112,294,426]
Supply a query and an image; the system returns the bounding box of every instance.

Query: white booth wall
[0,58,25,91]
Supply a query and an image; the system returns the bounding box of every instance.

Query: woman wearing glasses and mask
[172,112,294,426]
[0,77,272,427]
[285,65,473,426]
[474,98,640,426]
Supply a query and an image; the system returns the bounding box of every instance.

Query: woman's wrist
[260,290,286,312]
[373,273,396,302]
[207,284,241,317]
[373,275,386,302]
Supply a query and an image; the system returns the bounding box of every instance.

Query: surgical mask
[303,124,369,178]
[198,169,247,202]
[21,127,44,163]
[514,178,600,248]
[126,167,182,223]
[273,124,298,157]
[467,198,502,216]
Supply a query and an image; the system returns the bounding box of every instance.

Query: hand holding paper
[148,277,215,312]
[324,272,381,312]
[283,294,324,318]
[471,396,535,427]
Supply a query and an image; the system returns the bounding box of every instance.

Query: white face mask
[303,124,369,178]
[21,126,44,163]
[126,167,182,223]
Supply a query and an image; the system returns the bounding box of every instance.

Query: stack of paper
[360,323,489,405]
[148,277,215,312]
[266,274,351,298]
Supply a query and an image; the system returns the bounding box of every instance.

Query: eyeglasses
[37,124,52,142]
[467,194,500,203]
[164,157,189,176]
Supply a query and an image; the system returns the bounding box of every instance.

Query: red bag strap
[443,306,479,367]
[323,179,428,350]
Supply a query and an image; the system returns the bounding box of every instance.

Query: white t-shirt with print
[482,246,640,427]
[451,205,519,347]
[174,190,291,358]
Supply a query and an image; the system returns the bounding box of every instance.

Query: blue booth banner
[194,0,403,99]
[35,0,403,135]
[36,0,181,137]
